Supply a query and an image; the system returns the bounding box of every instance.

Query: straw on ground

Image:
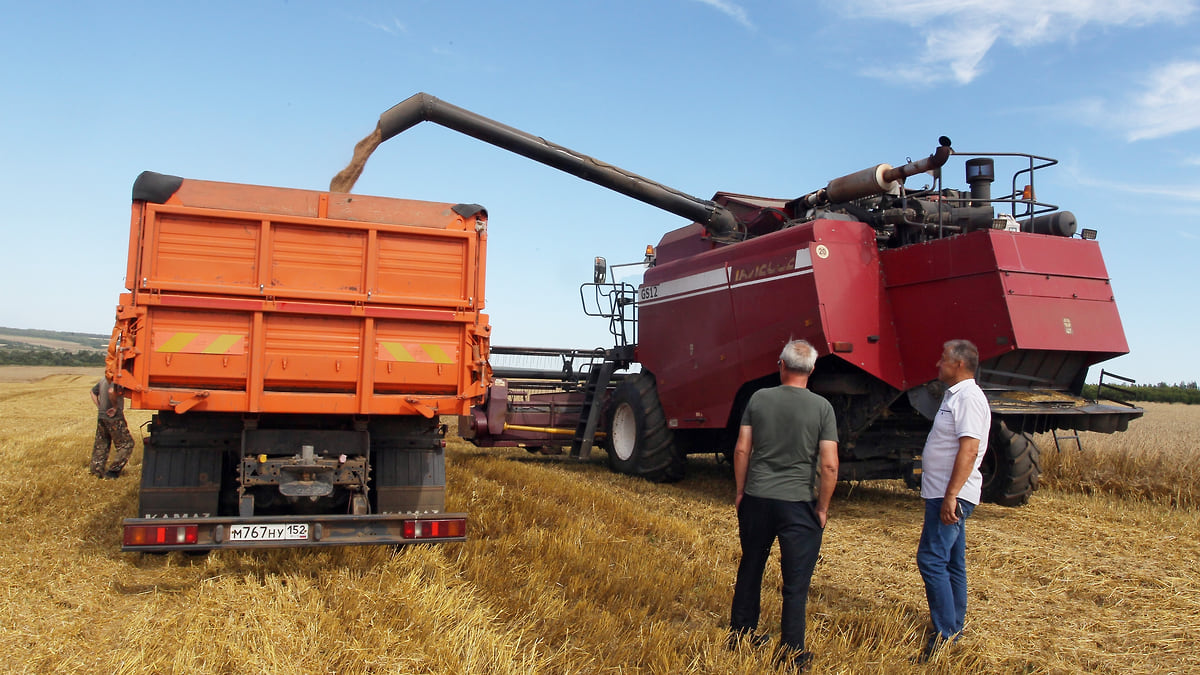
[1,369,1196,673]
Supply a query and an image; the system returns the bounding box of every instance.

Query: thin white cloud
[1061,61,1200,141]
[1072,169,1200,202]
[838,0,1196,85]
[364,17,407,35]
[690,0,754,30]
[1125,61,1200,141]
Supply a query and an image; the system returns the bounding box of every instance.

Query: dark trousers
[730,494,824,650]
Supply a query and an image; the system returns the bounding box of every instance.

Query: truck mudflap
[121,512,466,553]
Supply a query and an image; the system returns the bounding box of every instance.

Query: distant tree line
[1083,381,1200,405]
[0,326,108,347]
[0,348,105,366]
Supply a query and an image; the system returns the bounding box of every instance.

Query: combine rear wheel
[981,423,1041,507]
[605,373,685,483]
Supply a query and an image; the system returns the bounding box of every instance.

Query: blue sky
[1,1,1196,385]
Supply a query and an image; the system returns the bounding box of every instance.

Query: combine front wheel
[605,373,685,483]
[981,423,1041,507]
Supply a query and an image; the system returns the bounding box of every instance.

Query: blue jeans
[731,495,824,650]
[917,497,976,642]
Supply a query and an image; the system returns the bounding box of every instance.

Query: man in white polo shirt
[917,339,990,661]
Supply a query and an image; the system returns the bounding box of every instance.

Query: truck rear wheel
[604,373,684,483]
[981,423,1041,507]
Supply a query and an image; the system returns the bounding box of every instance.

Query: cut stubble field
[0,368,1197,673]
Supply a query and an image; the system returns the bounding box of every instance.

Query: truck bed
[110,172,491,418]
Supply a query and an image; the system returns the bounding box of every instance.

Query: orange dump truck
[109,171,490,551]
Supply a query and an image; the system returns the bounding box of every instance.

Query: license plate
[228,523,309,542]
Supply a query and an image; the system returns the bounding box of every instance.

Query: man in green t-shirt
[728,340,839,671]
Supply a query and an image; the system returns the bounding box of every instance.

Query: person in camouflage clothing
[90,378,134,479]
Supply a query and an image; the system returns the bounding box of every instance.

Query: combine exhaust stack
[792,136,954,209]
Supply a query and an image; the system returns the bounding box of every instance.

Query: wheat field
[1,369,1197,674]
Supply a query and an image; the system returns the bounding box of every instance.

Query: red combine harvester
[337,94,1144,506]
[367,93,1142,504]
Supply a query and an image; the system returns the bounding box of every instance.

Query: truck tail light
[124,524,199,546]
[403,518,466,540]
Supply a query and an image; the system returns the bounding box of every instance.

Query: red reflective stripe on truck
[148,293,460,321]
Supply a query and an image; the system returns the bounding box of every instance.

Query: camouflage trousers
[92,414,135,476]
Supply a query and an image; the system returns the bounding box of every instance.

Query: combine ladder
[570,359,617,461]
[1052,429,1083,452]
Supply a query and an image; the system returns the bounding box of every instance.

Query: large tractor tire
[981,423,1041,507]
[604,373,685,483]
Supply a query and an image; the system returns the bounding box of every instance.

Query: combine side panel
[990,233,1127,358]
[638,243,740,430]
[806,220,905,389]
[724,225,825,389]
[883,229,1128,387]
[639,218,905,431]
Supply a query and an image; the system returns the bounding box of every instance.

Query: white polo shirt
[920,378,991,504]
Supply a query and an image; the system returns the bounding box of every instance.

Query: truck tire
[981,423,1041,507]
[604,373,685,483]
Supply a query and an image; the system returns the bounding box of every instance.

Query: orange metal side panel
[145,308,251,389]
[270,224,368,295]
[375,230,472,303]
[138,204,479,307]
[261,314,362,392]
[374,319,463,394]
[147,211,261,289]
[113,176,490,417]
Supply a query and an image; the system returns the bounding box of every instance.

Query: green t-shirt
[740,385,838,502]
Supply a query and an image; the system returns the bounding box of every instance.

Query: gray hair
[943,339,980,375]
[779,339,818,375]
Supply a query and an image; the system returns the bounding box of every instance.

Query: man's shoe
[916,634,950,663]
[103,469,122,479]
[773,647,814,672]
[726,629,771,651]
